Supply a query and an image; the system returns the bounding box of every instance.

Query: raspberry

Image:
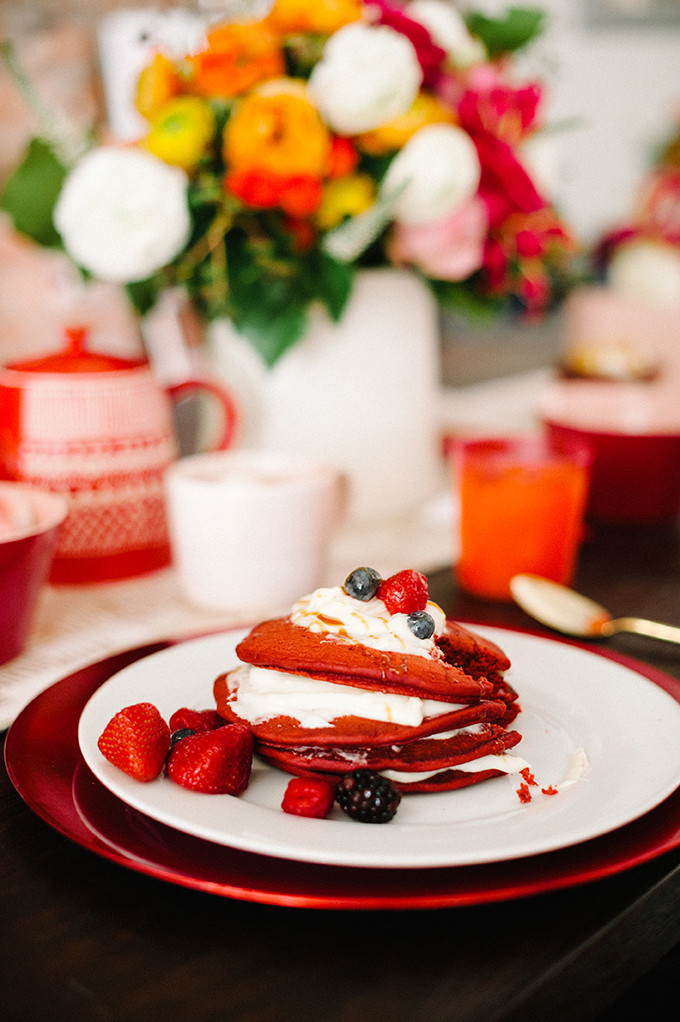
[166,723,253,795]
[281,777,336,818]
[169,707,223,733]
[377,569,428,615]
[97,702,171,782]
[335,769,401,823]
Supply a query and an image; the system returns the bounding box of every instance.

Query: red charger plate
[6,636,680,910]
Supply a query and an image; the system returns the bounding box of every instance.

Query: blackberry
[407,610,435,639]
[343,567,382,602]
[335,769,401,823]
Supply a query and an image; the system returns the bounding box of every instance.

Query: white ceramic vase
[207,268,442,521]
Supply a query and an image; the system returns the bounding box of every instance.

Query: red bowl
[544,420,680,524]
[0,484,68,665]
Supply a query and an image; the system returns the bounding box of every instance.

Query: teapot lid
[6,327,146,373]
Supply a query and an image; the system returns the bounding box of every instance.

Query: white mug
[165,450,345,614]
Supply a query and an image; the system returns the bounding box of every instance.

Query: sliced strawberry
[97,702,171,782]
[377,569,428,615]
[165,723,253,795]
[281,777,336,819]
[169,707,223,734]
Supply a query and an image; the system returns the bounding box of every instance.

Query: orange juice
[456,436,591,601]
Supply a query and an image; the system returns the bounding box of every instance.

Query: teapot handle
[166,378,239,451]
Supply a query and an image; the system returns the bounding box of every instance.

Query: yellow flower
[265,0,362,36]
[358,94,455,156]
[144,96,216,172]
[224,82,330,178]
[135,53,182,121]
[316,174,376,229]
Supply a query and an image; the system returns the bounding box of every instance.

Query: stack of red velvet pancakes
[214,569,525,793]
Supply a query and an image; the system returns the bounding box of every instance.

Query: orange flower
[190,21,285,98]
[224,84,331,178]
[358,94,455,156]
[136,53,183,121]
[264,0,362,36]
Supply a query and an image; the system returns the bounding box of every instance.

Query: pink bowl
[544,420,680,524]
[0,484,68,665]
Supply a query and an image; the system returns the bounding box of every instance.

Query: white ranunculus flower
[308,23,422,135]
[407,0,486,66]
[54,147,191,283]
[382,124,481,226]
[608,239,680,308]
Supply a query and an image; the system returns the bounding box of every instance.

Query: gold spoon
[510,573,680,645]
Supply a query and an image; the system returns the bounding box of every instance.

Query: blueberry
[344,567,382,601]
[170,728,195,748]
[407,610,435,639]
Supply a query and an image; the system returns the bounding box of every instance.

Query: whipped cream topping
[229,665,462,728]
[290,585,446,658]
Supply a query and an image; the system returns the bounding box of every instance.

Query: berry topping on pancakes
[335,770,401,823]
[377,569,428,615]
[343,566,382,601]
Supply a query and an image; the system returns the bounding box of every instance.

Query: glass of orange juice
[455,434,591,601]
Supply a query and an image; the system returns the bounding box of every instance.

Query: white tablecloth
[0,371,547,729]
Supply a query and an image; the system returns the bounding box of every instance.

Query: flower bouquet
[592,119,680,308]
[1,1,575,367]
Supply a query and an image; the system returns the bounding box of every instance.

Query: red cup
[0,483,68,665]
[544,420,680,524]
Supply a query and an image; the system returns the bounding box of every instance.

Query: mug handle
[166,378,239,451]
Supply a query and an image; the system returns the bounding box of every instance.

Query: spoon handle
[605,616,680,645]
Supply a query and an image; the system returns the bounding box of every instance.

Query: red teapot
[0,327,238,583]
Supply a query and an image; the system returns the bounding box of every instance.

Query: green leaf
[126,276,165,318]
[465,7,546,57]
[0,137,67,247]
[304,251,353,322]
[429,278,504,323]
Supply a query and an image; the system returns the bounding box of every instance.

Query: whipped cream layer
[229,665,462,729]
[291,586,446,658]
[382,753,531,783]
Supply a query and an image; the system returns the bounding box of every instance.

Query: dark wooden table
[3,519,680,1022]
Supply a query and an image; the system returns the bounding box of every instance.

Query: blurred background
[1,0,679,379]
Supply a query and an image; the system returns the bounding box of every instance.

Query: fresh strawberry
[377,569,428,615]
[281,777,336,819]
[169,707,223,734]
[165,723,253,795]
[97,702,171,782]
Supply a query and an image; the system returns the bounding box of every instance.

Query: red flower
[225,168,322,216]
[372,0,447,87]
[474,132,545,224]
[327,135,359,178]
[458,83,542,145]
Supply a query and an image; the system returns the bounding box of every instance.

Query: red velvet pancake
[214,669,510,746]
[258,723,523,792]
[214,607,523,794]
[233,617,495,701]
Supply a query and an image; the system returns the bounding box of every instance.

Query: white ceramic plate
[78,626,680,869]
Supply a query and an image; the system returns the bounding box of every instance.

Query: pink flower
[388,196,487,280]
